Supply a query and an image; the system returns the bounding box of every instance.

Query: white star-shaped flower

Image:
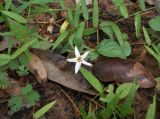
[67,46,93,74]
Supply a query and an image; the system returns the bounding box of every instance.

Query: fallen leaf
[145,0,160,5]
[29,53,48,84]
[92,58,156,88]
[31,49,97,95]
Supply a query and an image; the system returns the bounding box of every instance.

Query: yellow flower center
[77,57,82,62]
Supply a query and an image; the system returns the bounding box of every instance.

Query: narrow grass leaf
[59,0,66,9]
[143,27,152,46]
[98,93,120,119]
[74,22,85,49]
[81,0,89,21]
[118,83,138,117]
[111,23,124,46]
[11,38,37,59]
[0,54,11,66]
[138,0,145,11]
[92,0,99,27]
[119,5,128,18]
[5,0,12,11]
[74,3,81,27]
[52,31,69,51]
[134,13,141,38]
[146,95,156,119]
[8,18,28,40]
[1,11,27,23]
[67,9,74,25]
[33,101,56,119]
[80,67,103,93]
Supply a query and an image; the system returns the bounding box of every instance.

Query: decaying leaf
[31,49,97,95]
[29,53,48,84]
[145,0,160,5]
[92,58,156,88]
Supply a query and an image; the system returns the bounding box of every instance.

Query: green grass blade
[143,27,151,46]
[33,101,56,119]
[52,31,69,51]
[92,0,99,27]
[80,67,103,93]
[1,11,27,23]
[74,3,81,27]
[81,0,89,21]
[138,0,145,11]
[146,95,156,119]
[11,38,37,59]
[134,13,141,38]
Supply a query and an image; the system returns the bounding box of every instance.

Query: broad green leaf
[121,41,131,57]
[96,39,126,58]
[119,5,128,18]
[0,54,11,66]
[149,16,160,31]
[74,22,85,49]
[81,0,89,21]
[116,83,136,99]
[143,27,152,45]
[8,18,28,40]
[11,39,37,59]
[67,9,74,25]
[33,101,56,119]
[134,13,141,38]
[111,23,124,46]
[1,11,27,23]
[92,0,99,27]
[100,21,113,39]
[146,95,156,119]
[52,31,69,51]
[80,67,103,93]
[74,3,81,27]
[138,0,145,11]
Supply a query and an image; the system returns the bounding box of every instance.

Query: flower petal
[75,46,80,57]
[67,58,77,63]
[82,60,92,66]
[82,51,89,59]
[75,62,81,74]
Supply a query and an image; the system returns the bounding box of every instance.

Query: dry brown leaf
[29,53,48,84]
[31,49,97,95]
[92,58,156,88]
[145,0,160,5]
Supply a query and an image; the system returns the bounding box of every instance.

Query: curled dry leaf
[92,58,156,88]
[31,49,97,95]
[29,53,48,84]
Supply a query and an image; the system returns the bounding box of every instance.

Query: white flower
[67,46,93,74]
